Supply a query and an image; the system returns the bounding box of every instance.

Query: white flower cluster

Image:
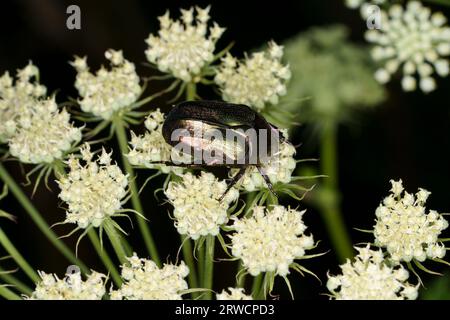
[216,287,253,300]
[110,253,189,300]
[230,205,314,276]
[327,245,418,300]
[215,41,291,111]
[9,97,81,164]
[0,62,46,142]
[365,1,450,92]
[29,270,106,300]
[71,49,141,119]
[374,179,448,262]
[58,145,128,229]
[145,6,225,82]
[345,0,385,10]
[233,140,296,192]
[165,171,239,240]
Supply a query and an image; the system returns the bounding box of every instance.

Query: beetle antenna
[257,167,279,199]
[219,167,246,202]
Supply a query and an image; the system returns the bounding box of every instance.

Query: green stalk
[181,235,198,297]
[0,267,32,295]
[203,235,215,300]
[87,230,122,286]
[0,227,39,283]
[186,82,197,100]
[319,121,353,262]
[251,274,263,299]
[103,219,127,265]
[0,163,88,274]
[112,116,160,266]
[0,286,21,300]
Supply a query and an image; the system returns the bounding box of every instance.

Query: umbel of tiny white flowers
[327,245,418,300]
[0,62,46,143]
[9,96,82,164]
[165,171,239,240]
[28,270,107,300]
[110,253,189,300]
[365,1,450,92]
[215,41,291,111]
[216,287,253,300]
[145,6,225,83]
[373,179,449,267]
[71,49,142,120]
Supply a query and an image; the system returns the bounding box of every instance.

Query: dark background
[1,0,450,299]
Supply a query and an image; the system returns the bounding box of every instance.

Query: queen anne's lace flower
[365,1,450,92]
[29,270,106,300]
[110,253,189,300]
[71,49,141,119]
[374,179,448,262]
[216,287,252,300]
[0,62,46,142]
[9,97,81,164]
[58,145,128,229]
[215,41,291,111]
[230,205,314,276]
[145,6,225,82]
[165,172,239,240]
[327,245,418,300]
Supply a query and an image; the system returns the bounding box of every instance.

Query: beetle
[150,100,289,200]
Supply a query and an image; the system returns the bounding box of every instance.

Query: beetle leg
[256,167,279,199]
[219,167,247,202]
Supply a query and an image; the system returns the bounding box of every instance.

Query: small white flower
[216,287,252,300]
[29,270,107,300]
[110,253,189,300]
[345,0,385,10]
[365,1,450,92]
[374,179,448,262]
[230,205,314,277]
[164,171,239,240]
[327,245,418,300]
[8,97,81,164]
[71,49,141,119]
[215,41,291,111]
[58,144,129,229]
[0,62,47,142]
[145,6,225,82]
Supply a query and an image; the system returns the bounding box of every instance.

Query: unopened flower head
[145,6,225,82]
[110,253,189,300]
[215,41,291,111]
[9,97,81,164]
[230,205,314,276]
[374,179,448,262]
[165,171,239,239]
[29,270,106,300]
[365,1,450,92]
[216,287,253,300]
[71,49,141,119]
[0,62,46,142]
[327,245,418,300]
[58,145,128,229]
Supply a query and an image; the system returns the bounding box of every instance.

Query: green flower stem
[112,116,161,266]
[0,285,21,300]
[197,242,205,287]
[87,229,122,286]
[181,235,198,298]
[186,82,197,100]
[251,274,263,299]
[203,235,215,300]
[319,121,353,262]
[0,227,39,283]
[103,219,127,265]
[0,163,88,274]
[0,267,32,295]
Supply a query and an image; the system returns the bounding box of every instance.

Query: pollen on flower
[364,1,450,92]
[230,205,314,277]
[57,144,129,229]
[215,41,291,111]
[28,270,107,300]
[216,287,253,300]
[327,245,418,300]
[71,49,141,119]
[374,179,448,262]
[8,96,81,164]
[110,253,189,300]
[0,62,47,142]
[145,6,225,82]
[164,171,239,240]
